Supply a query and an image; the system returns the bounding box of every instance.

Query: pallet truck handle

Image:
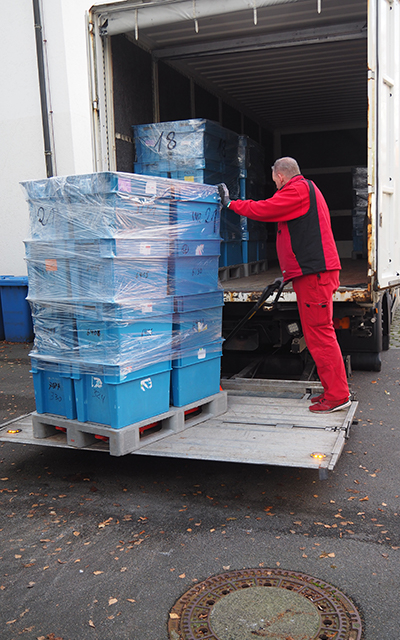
[224,277,286,345]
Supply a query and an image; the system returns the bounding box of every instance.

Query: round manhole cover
[168,568,362,640]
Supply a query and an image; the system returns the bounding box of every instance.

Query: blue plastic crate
[169,240,221,295]
[22,173,174,239]
[173,291,223,352]
[69,238,171,259]
[69,255,169,302]
[241,240,268,263]
[219,240,243,268]
[135,164,225,185]
[29,301,77,359]
[239,215,268,241]
[170,199,221,239]
[134,157,224,173]
[74,361,171,428]
[0,276,34,342]
[24,241,72,301]
[76,312,173,365]
[20,178,70,240]
[30,357,78,419]
[133,119,239,166]
[170,341,223,407]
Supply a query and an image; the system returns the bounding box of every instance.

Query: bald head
[272,157,301,189]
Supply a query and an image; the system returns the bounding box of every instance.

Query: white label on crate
[140,243,152,255]
[141,303,153,314]
[140,377,153,391]
[118,178,131,193]
[92,376,103,389]
[195,244,205,256]
[145,181,157,195]
[197,348,206,360]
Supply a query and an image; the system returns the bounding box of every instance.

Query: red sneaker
[309,398,351,413]
[310,393,324,404]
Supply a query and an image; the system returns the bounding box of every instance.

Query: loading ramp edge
[0,385,358,472]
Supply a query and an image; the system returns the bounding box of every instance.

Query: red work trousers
[292,270,349,403]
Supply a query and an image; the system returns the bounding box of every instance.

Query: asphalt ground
[1,322,400,640]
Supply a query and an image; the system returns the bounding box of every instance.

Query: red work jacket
[228,174,341,282]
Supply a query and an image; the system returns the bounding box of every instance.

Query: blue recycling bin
[0,276,33,342]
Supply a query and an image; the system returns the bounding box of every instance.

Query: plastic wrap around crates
[133,119,240,168]
[30,357,78,419]
[21,172,222,240]
[173,291,224,353]
[70,255,169,302]
[170,340,223,407]
[73,360,171,428]
[75,308,173,366]
[25,239,170,302]
[170,197,221,240]
[29,301,78,360]
[169,239,221,296]
[25,241,72,300]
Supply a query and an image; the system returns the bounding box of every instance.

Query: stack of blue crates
[133,119,246,268]
[133,121,268,269]
[21,172,222,427]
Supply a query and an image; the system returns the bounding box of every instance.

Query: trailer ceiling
[93,0,368,132]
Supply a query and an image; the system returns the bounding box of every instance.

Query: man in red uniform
[218,156,350,413]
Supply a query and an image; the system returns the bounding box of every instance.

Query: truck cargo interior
[91,0,387,377]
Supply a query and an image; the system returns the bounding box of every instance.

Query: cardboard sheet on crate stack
[20,172,223,428]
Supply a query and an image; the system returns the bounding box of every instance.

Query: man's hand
[218,183,231,207]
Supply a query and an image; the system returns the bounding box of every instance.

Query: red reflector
[55,427,67,433]
[333,317,350,330]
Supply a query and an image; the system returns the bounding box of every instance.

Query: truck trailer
[0,0,399,472]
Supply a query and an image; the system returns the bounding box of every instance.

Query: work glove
[218,183,231,207]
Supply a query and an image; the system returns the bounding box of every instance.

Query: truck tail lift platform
[0,383,358,480]
[0,279,358,479]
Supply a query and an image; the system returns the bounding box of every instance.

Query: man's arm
[219,182,310,223]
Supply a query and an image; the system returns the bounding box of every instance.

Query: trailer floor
[0,380,358,473]
[222,258,368,293]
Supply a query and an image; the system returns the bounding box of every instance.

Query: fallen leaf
[73,531,80,536]
[93,571,104,575]
[359,496,369,501]
[223,565,230,570]
[169,613,180,619]
[89,620,95,628]
[120,567,127,572]
[109,597,118,605]
[179,573,186,579]
[320,552,335,558]
[126,599,136,603]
